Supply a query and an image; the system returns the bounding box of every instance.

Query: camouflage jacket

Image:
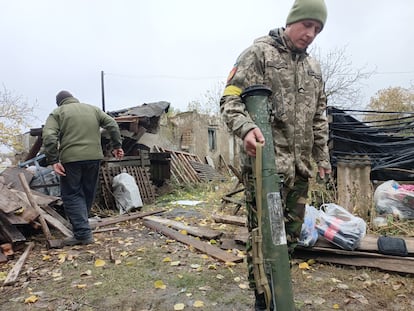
[220,28,331,186]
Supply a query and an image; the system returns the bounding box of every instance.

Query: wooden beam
[143,215,222,240]
[3,242,35,286]
[89,209,165,229]
[212,214,246,226]
[142,219,243,263]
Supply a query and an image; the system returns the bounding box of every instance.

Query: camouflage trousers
[242,166,309,290]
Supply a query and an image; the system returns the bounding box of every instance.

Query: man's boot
[254,291,267,311]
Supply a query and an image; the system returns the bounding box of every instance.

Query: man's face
[284,19,322,50]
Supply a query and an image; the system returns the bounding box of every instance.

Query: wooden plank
[300,245,414,260]
[0,215,26,243]
[222,196,243,205]
[0,167,33,192]
[41,204,72,230]
[0,186,30,214]
[41,212,73,237]
[18,173,52,240]
[177,153,200,182]
[144,215,222,240]
[315,234,414,256]
[212,214,246,226]
[295,249,414,275]
[358,234,414,255]
[3,242,35,286]
[0,212,31,226]
[89,209,165,229]
[0,251,7,263]
[142,219,243,263]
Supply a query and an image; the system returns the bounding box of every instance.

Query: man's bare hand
[112,148,125,160]
[52,162,66,176]
[243,128,265,157]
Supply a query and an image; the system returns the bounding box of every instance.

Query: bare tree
[187,81,224,116]
[0,86,35,152]
[311,45,374,109]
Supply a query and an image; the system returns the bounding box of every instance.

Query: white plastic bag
[298,204,320,247]
[373,180,414,219]
[112,172,143,214]
[316,203,366,251]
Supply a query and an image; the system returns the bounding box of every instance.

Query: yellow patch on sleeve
[223,85,242,97]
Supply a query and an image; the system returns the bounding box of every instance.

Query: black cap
[56,90,73,106]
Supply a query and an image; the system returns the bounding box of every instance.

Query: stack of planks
[154,146,226,184]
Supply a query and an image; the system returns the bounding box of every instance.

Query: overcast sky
[1,0,414,129]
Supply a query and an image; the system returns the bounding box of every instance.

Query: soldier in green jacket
[220,0,331,309]
[42,90,124,246]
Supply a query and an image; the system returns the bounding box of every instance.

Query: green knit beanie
[286,0,327,28]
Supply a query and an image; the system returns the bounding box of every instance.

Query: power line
[104,72,225,81]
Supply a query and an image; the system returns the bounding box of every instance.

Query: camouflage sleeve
[312,80,331,170]
[220,44,266,139]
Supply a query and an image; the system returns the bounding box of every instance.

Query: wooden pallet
[100,164,156,210]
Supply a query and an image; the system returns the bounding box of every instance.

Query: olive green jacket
[42,97,122,164]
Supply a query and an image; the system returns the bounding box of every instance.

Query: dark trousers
[60,160,101,240]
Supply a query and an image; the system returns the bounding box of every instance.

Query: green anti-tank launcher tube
[241,85,295,311]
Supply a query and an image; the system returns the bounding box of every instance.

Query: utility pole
[101,70,106,112]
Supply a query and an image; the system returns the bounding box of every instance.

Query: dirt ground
[0,182,413,311]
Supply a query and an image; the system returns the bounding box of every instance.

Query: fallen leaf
[333,303,340,309]
[392,281,404,291]
[42,255,51,261]
[179,229,188,235]
[51,269,62,278]
[171,261,180,266]
[94,259,106,267]
[163,257,172,262]
[216,274,224,280]
[80,270,92,277]
[313,297,326,305]
[174,303,185,310]
[120,251,128,257]
[24,295,38,304]
[193,300,204,308]
[239,283,249,289]
[299,262,310,270]
[337,283,349,290]
[154,280,166,289]
[76,284,87,289]
[0,271,7,281]
[58,253,66,264]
